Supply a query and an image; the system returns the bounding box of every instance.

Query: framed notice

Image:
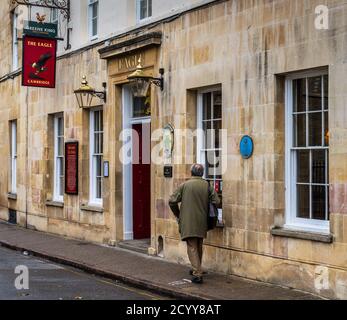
[65,142,79,195]
[22,35,57,88]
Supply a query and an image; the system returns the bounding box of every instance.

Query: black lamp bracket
[151,68,164,91]
[94,82,107,103]
[12,0,71,21]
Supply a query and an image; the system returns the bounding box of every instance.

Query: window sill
[271,227,333,244]
[8,193,17,200]
[46,200,64,208]
[80,204,104,213]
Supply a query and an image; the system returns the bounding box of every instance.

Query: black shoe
[191,276,203,284]
[189,269,207,276]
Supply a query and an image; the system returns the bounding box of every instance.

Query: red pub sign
[22,35,57,88]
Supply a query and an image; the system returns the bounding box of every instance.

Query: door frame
[122,85,151,240]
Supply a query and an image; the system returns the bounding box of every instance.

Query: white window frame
[53,114,64,203]
[197,87,223,223]
[51,8,58,24]
[88,0,99,40]
[89,107,103,206]
[285,70,330,233]
[137,0,152,22]
[10,121,17,194]
[12,12,18,71]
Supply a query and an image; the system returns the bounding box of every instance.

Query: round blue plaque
[240,135,254,159]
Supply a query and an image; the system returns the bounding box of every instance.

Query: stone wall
[152,0,347,299]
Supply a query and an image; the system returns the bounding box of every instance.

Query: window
[88,0,98,39]
[51,8,58,24]
[10,121,17,194]
[197,89,223,221]
[137,0,152,21]
[12,12,18,71]
[54,115,64,202]
[90,108,103,205]
[285,71,329,232]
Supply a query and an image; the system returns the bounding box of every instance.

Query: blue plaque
[240,135,254,159]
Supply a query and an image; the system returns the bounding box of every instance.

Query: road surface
[0,246,167,300]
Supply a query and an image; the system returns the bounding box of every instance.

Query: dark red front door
[132,123,151,239]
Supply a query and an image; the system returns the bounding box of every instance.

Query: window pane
[140,0,147,19]
[100,131,104,154]
[94,111,100,131]
[293,114,306,147]
[308,112,322,146]
[96,155,102,177]
[308,76,322,111]
[324,111,329,146]
[203,122,212,149]
[133,97,148,117]
[312,150,326,184]
[297,184,310,219]
[312,185,326,220]
[214,120,222,149]
[293,79,306,112]
[214,150,222,179]
[324,75,329,110]
[214,104,222,119]
[58,137,64,156]
[100,110,103,130]
[148,0,152,17]
[203,93,212,120]
[58,117,63,135]
[96,177,102,199]
[205,151,216,179]
[326,186,330,220]
[59,176,64,196]
[297,150,309,183]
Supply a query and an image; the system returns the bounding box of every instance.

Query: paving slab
[0,222,322,300]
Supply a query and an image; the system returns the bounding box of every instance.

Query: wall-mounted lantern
[127,59,164,98]
[74,76,107,108]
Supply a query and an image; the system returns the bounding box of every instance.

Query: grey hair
[191,164,205,177]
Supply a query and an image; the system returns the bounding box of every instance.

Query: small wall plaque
[240,135,254,159]
[104,161,109,178]
[164,166,173,178]
[65,141,79,195]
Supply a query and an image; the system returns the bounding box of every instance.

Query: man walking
[169,164,220,284]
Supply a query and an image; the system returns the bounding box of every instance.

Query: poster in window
[22,35,57,88]
[65,142,79,195]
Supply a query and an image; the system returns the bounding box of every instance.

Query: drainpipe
[25,87,29,229]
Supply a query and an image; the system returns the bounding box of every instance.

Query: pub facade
[1,0,347,299]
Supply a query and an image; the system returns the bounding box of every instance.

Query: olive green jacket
[169,177,220,241]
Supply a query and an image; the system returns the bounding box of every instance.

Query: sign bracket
[11,0,70,21]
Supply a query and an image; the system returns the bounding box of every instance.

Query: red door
[132,123,151,239]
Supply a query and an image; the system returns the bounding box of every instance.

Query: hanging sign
[22,35,57,88]
[65,142,79,195]
[23,21,58,38]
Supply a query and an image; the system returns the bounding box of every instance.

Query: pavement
[0,246,165,300]
[0,222,322,300]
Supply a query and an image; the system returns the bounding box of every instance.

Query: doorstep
[118,239,151,255]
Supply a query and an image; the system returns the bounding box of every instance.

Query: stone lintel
[99,32,162,60]
[271,227,333,244]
